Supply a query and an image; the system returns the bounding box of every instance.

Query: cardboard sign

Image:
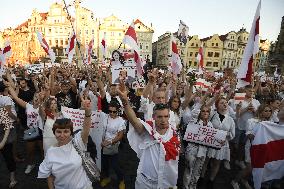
[183,123,227,149]
[61,107,104,170]
[111,66,136,84]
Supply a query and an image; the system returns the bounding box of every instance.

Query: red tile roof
[219,34,228,41]
[40,12,48,20]
[15,20,29,30]
[200,36,212,41]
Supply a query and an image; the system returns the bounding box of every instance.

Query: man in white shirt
[117,84,180,189]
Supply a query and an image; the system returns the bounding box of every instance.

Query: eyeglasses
[264,110,272,112]
[109,110,117,114]
[153,103,169,111]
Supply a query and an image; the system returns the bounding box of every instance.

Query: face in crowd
[109,85,118,97]
[153,91,166,104]
[19,79,28,89]
[53,119,73,146]
[199,106,211,121]
[257,104,272,121]
[108,106,118,119]
[245,87,254,98]
[61,82,70,94]
[216,98,228,113]
[153,106,169,131]
[170,96,180,111]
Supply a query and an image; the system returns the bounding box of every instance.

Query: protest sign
[234,93,246,105]
[183,123,227,149]
[61,107,104,170]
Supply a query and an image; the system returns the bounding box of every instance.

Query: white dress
[38,132,92,189]
[207,112,235,161]
[43,117,57,155]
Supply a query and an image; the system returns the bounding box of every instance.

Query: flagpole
[62,0,84,65]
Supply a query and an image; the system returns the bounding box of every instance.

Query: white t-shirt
[0,95,17,121]
[26,103,40,128]
[102,113,125,141]
[38,132,92,189]
[238,99,260,130]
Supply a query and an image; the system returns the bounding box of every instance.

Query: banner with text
[183,124,227,149]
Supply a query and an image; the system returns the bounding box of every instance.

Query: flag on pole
[86,38,94,65]
[237,0,261,88]
[177,20,189,45]
[171,34,182,75]
[250,121,284,189]
[36,31,55,63]
[197,45,204,74]
[122,22,143,75]
[101,38,106,64]
[66,32,76,64]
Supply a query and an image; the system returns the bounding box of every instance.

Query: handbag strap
[72,138,84,159]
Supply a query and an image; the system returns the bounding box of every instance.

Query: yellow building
[236,27,249,67]
[186,35,201,69]
[200,34,223,71]
[220,31,238,68]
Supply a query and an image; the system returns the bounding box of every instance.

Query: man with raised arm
[117,82,180,189]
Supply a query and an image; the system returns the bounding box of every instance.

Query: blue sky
[0,0,283,42]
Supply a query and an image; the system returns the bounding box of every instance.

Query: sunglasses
[109,110,117,114]
[153,103,169,111]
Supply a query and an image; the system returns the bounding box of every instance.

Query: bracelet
[85,113,92,117]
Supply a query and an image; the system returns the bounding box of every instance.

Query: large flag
[86,38,94,65]
[122,22,143,75]
[101,38,106,64]
[237,0,261,88]
[250,121,284,189]
[36,31,55,63]
[177,20,189,45]
[171,34,182,75]
[196,45,204,74]
[66,32,76,64]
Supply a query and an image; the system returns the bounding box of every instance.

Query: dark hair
[111,50,125,64]
[169,96,181,113]
[52,118,73,135]
[215,96,227,110]
[0,81,5,93]
[197,105,211,123]
[108,100,121,110]
[256,104,272,120]
[153,103,169,112]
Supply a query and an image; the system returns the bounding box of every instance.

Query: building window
[86,30,88,34]
[55,39,58,46]
[189,61,192,66]
[212,43,214,46]
[49,28,52,33]
[231,62,234,67]
[208,52,213,57]
[213,62,218,67]
[223,61,226,66]
[119,33,122,36]
[196,44,198,47]
[190,52,193,56]
[206,62,212,67]
[194,62,197,66]
[65,40,68,45]
[214,52,220,57]
[191,43,194,46]
[145,45,149,50]
[195,52,198,57]
[60,40,63,46]
[49,40,52,46]
[140,43,143,49]
[92,29,94,35]
[216,43,218,46]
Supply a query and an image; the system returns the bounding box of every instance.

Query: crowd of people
[0,55,284,189]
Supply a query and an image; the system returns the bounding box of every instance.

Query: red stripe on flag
[3,45,11,54]
[101,39,105,48]
[70,34,76,52]
[125,26,137,43]
[255,17,260,36]
[242,55,253,83]
[251,139,284,168]
[234,97,246,100]
[172,42,178,54]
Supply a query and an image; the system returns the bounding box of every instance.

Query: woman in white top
[206,97,235,186]
[100,101,125,188]
[8,86,44,174]
[41,97,61,155]
[183,105,213,189]
[38,99,93,189]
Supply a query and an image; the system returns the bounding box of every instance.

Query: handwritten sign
[183,123,227,149]
[61,107,104,170]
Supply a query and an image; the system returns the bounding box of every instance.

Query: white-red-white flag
[86,38,94,65]
[36,31,55,63]
[237,0,261,88]
[122,22,143,75]
[101,38,106,64]
[66,32,76,64]
[171,35,182,75]
[197,45,204,73]
[250,121,284,189]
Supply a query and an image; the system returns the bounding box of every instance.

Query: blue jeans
[101,153,123,181]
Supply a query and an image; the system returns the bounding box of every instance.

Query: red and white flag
[197,45,204,74]
[101,38,106,64]
[122,22,143,75]
[237,0,261,88]
[36,31,55,63]
[171,35,182,75]
[0,41,12,71]
[86,38,94,65]
[250,121,284,189]
[66,32,76,64]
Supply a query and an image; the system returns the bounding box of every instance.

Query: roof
[200,36,212,41]
[260,39,267,43]
[40,12,48,20]
[219,34,228,41]
[134,19,154,32]
[15,20,29,30]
